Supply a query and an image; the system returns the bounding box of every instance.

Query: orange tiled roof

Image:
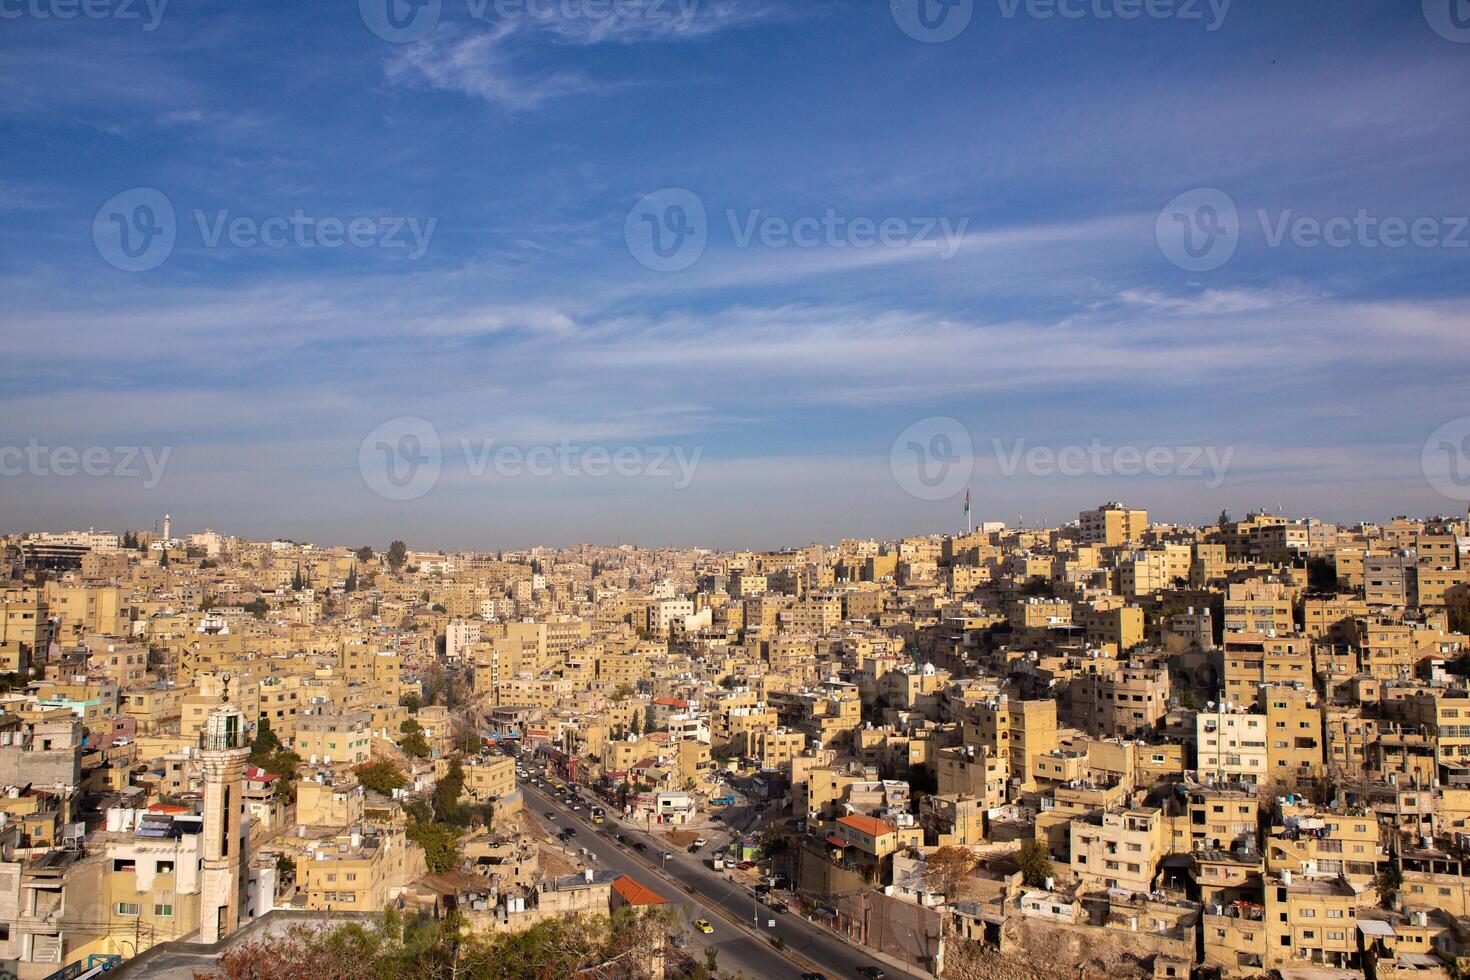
[612,874,667,906]
[836,814,895,837]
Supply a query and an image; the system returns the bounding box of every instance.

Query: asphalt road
[519,778,915,980]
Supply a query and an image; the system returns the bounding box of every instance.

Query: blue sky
[2,0,1469,550]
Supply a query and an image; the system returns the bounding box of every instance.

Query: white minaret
[162,513,171,544]
[199,701,250,943]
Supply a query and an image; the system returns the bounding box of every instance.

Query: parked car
[800,973,827,980]
[768,901,788,913]
[857,968,885,979]
[692,837,708,848]
[737,861,757,870]
[633,841,648,852]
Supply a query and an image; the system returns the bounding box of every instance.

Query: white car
[692,837,708,848]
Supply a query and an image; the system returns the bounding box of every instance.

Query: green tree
[434,756,466,822]
[400,718,430,758]
[1016,839,1054,888]
[407,820,463,874]
[1374,864,1403,909]
[344,566,358,592]
[387,540,408,571]
[354,759,408,797]
[355,546,375,562]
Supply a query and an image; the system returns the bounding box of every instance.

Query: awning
[826,835,850,848]
[1358,920,1395,938]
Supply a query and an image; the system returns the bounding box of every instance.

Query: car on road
[544,811,556,820]
[693,919,714,934]
[857,968,885,979]
[753,884,771,895]
[687,843,701,853]
[563,827,578,837]
[768,901,788,913]
[632,841,648,852]
[615,834,629,844]
[800,973,827,980]
[691,837,707,848]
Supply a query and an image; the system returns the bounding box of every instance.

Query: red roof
[836,814,895,837]
[826,834,851,848]
[612,875,667,906]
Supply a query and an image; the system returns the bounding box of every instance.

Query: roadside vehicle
[693,919,714,934]
[590,806,605,824]
[768,901,788,913]
[633,841,648,852]
[691,837,707,848]
[711,795,735,806]
[857,968,886,979]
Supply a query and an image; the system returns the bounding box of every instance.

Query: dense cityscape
[2,505,1470,978]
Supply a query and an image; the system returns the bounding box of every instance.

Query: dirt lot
[661,829,701,847]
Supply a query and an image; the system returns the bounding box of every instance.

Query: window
[115,903,142,916]
[154,903,174,916]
